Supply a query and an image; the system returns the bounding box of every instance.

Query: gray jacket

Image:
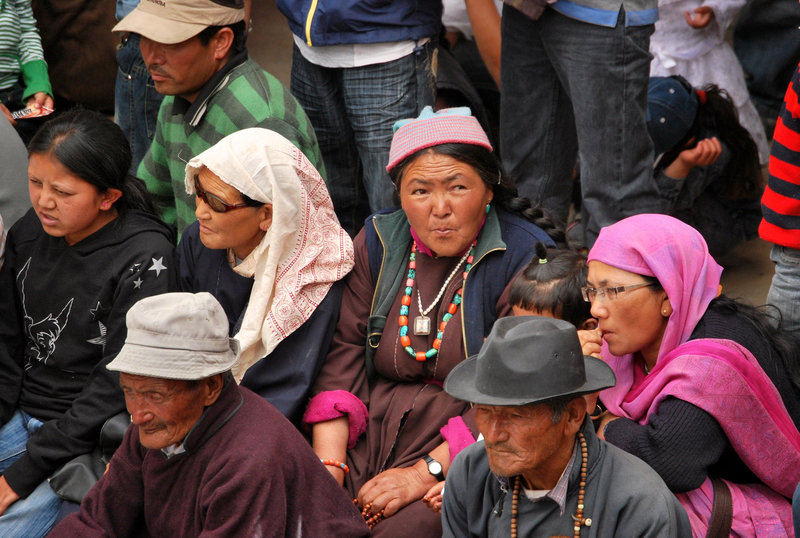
[442,418,691,537]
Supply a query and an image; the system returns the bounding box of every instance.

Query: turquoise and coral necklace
[398,241,476,361]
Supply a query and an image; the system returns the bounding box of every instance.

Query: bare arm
[313,417,350,485]
[465,0,502,88]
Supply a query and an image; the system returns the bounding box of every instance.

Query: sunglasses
[193,177,251,213]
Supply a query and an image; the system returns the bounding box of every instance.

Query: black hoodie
[0,208,176,497]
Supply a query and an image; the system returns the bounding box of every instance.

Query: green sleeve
[20,59,52,101]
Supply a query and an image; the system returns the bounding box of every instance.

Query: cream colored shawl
[184,128,354,381]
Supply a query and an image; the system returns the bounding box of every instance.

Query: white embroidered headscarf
[184,128,354,381]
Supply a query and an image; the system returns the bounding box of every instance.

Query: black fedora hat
[444,316,616,406]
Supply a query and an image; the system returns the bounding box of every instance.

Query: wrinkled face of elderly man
[474,396,587,490]
[120,373,223,450]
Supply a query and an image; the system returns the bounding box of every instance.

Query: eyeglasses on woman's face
[193,176,251,213]
[581,281,655,303]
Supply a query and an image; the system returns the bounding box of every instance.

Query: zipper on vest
[459,246,504,358]
[369,216,388,316]
[304,0,319,46]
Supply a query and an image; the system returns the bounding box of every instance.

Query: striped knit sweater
[137,53,325,235]
[0,0,51,98]
[760,62,800,248]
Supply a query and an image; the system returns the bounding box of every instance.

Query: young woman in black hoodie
[0,109,175,535]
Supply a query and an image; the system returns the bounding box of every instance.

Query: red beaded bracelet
[320,459,350,474]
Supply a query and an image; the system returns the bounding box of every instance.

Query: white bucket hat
[107,292,239,380]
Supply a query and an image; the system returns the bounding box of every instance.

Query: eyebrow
[585,279,612,287]
[406,174,464,185]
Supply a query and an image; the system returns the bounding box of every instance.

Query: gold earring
[662,309,669,315]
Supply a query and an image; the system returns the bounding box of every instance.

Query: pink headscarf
[587,213,722,371]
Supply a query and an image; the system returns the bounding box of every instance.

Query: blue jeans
[500,6,662,245]
[115,33,164,174]
[290,41,436,236]
[733,0,800,124]
[0,411,62,537]
[767,245,800,340]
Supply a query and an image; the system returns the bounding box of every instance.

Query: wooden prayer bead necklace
[398,241,476,361]
[510,432,591,538]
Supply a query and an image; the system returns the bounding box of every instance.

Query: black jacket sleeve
[603,396,728,492]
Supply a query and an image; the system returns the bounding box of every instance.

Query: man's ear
[579,318,597,330]
[564,396,587,436]
[212,28,235,61]
[200,374,225,406]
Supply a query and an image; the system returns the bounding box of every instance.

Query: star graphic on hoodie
[89,302,103,320]
[87,321,107,347]
[148,257,167,278]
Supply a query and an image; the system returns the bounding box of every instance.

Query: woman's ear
[579,318,597,330]
[660,296,673,318]
[101,188,123,210]
[258,204,273,232]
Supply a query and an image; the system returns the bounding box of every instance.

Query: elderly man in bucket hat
[441,316,690,537]
[49,292,368,537]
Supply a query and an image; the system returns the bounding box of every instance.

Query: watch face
[429,461,443,475]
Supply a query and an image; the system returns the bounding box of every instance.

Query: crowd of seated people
[1,0,800,536]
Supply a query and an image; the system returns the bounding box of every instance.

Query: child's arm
[663,137,722,180]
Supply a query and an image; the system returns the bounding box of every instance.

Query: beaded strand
[398,241,476,361]
[510,432,591,538]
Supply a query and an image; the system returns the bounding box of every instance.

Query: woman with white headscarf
[176,128,354,425]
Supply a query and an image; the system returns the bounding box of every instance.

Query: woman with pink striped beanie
[303,106,562,535]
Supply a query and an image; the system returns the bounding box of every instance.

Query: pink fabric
[589,215,800,536]
[303,390,369,450]
[601,338,800,536]
[439,417,475,463]
[386,106,492,172]
[587,214,723,365]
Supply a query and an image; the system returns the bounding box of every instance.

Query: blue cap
[646,76,699,156]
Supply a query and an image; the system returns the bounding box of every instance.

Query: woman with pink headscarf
[583,213,800,536]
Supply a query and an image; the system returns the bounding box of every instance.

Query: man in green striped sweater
[114,0,324,235]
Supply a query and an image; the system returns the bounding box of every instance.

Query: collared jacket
[442,417,692,537]
[49,380,370,537]
[276,0,442,47]
[363,207,554,377]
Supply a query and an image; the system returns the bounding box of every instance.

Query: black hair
[28,109,159,215]
[389,144,566,245]
[634,272,800,397]
[509,242,591,328]
[197,20,247,55]
[660,84,762,201]
[709,296,800,393]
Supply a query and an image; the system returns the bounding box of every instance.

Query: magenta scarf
[602,338,799,536]
[589,215,800,536]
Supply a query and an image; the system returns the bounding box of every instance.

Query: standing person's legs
[538,9,661,245]
[766,245,800,340]
[115,33,164,174]
[500,5,578,228]
[343,41,437,218]
[0,412,62,538]
[291,47,366,236]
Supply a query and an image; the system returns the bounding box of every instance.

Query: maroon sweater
[49,380,369,538]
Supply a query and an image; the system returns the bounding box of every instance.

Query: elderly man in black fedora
[441,316,690,537]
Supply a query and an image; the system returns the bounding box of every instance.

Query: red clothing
[759,62,800,247]
[49,381,369,538]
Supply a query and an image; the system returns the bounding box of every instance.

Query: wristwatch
[422,453,445,481]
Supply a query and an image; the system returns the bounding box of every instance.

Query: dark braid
[389,144,565,245]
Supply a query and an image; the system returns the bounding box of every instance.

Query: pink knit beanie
[386,106,492,172]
